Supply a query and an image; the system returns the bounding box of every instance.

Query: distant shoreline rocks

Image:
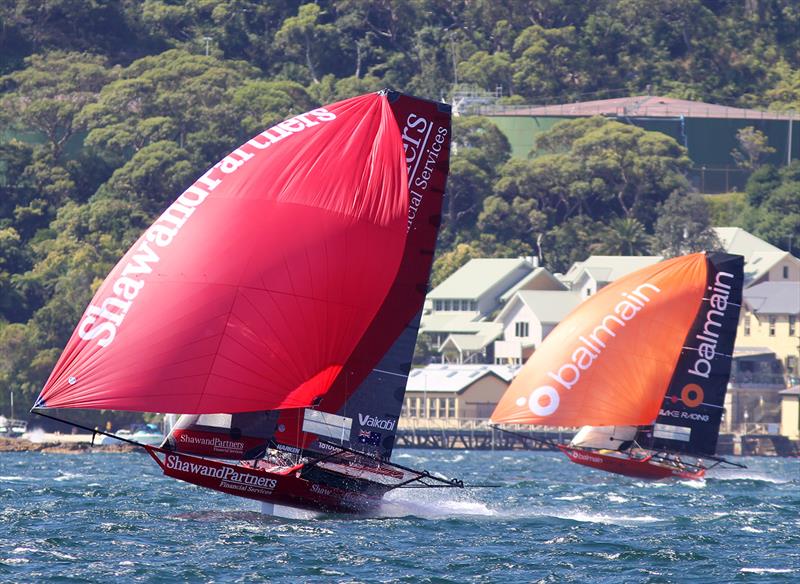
[0,437,137,454]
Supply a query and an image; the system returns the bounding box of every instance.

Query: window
[744,316,750,336]
[585,288,592,297]
[446,398,456,418]
[783,266,789,279]
[434,300,442,311]
[459,299,468,311]
[470,300,477,311]
[769,316,776,336]
[515,321,529,337]
[790,315,796,336]
[443,299,451,311]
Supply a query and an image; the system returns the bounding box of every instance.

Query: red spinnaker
[37,93,413,414]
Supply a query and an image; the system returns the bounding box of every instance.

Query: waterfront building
[402,364,519,423]
[713,227,800,288]
[559,255,664,298]
[724,348,786,434]
[738,282,800,382]
[492,290,580,365]
[422,255,665,365]
[420,258,559,364]
[780,386,800,440]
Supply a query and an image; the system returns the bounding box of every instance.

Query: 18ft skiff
[32,90,463,513]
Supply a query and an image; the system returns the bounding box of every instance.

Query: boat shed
[402,364,520,420]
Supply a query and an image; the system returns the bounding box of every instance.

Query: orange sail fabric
[491,253,708,427]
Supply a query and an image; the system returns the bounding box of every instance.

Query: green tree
[0,51,112,158]
[764,61,800,112]
[731,126,776,170]
[275,4,338,84]
[439,117,511,246]
[80,50,256,167]
[652,192,720,257]
[477,195,544,259]
[741,161,800,255]
[589,217,654,256]
[495,117,691,235]
[541,215,607,273]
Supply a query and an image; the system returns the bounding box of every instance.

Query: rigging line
[317,439,463,487]
[373,368,408,378]
[29,410,149,450]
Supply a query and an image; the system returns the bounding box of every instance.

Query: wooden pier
[395,418,574,450]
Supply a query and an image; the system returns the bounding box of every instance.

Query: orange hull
[559,445,706,480]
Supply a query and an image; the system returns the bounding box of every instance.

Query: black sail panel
[640,253,744,456]
[326,310,422,459]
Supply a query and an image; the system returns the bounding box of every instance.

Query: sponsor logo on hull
[566,449,604,464]
[165,454,278,496]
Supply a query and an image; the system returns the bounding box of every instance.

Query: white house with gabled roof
[425,258,535,317]
[499,266,567,301]
[714,227,800,287]
[421,258,539,359]
[562,255,664,299]
[493,290,582,364]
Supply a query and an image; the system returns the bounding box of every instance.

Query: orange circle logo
[681,383,704,408]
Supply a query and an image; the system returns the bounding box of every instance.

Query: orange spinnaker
[491,253,708,427]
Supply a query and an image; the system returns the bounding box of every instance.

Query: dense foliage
[1,1,799,422]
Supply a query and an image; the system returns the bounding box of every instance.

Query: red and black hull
[558,445,706,480]
[146,447,395,514]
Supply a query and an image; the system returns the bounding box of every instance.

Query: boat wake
[707,471,791,484]
[547,511,662,526]
[377,489,495,519]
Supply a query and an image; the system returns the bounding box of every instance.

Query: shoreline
[0,436,138,454]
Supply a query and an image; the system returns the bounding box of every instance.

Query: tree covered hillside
[1,1,799,421]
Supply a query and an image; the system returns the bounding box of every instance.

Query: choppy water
[2,449,798,582]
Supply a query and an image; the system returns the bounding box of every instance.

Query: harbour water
[2,449,798,582]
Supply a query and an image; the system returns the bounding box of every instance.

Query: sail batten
[638,253,744,455]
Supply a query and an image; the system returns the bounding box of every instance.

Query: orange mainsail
[491,253,708,427]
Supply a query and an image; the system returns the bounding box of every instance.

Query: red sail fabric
[271,92,451,454]
[36,93,411,413]
[491,253,709,427]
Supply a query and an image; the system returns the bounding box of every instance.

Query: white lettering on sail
[358,413,396,431]
[77,107,337,348]
[402,111,448,231]
[687,271,734,379]
[520,282,661,417]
